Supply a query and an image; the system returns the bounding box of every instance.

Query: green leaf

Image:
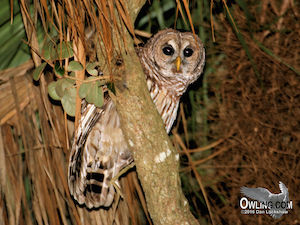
[78,76,104,107]
[61,87,76,117]
[48,81,61,101]
[55,78,75,97]
[54,63,65,77]
[32,62,47,81]
[85,83,97,104]
[42,41,53,61]
[78,76,97,99]
[85,82,103,107]
[57,41,73,59]
[67,61,83,71]
[43,41,73,60]
[93,86,104,107]
[86,62,98,76]
[78,82,91,99]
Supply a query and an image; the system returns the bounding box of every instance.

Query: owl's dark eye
[183,47,194,57]
[162,45,174,56]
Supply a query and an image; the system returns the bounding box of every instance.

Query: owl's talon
[110,162,136,198]
[112,181,124,198]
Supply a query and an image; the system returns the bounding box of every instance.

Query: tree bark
[112,1,200,224]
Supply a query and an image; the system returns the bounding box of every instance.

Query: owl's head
[141,29,205,90]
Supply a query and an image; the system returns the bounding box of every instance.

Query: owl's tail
[67,101,133,209]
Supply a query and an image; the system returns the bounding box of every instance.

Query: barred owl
[68,29,205,208]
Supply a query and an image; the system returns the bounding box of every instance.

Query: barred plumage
[68,29,205,208]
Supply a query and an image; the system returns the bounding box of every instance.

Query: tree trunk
[111,1,200,224]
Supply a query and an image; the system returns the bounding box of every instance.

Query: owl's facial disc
[149,30,204,84]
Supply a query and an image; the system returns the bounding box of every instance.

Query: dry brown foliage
[0,54,144,225]
[172,1,299,224]
[1,0,148,225]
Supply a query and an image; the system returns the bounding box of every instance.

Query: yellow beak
[175,56,181,72]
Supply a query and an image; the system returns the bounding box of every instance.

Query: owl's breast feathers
[146,78,180,133]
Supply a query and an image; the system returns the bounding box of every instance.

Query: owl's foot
[110,162,136,198]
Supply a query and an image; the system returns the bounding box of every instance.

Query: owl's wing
[68,99,133,208]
